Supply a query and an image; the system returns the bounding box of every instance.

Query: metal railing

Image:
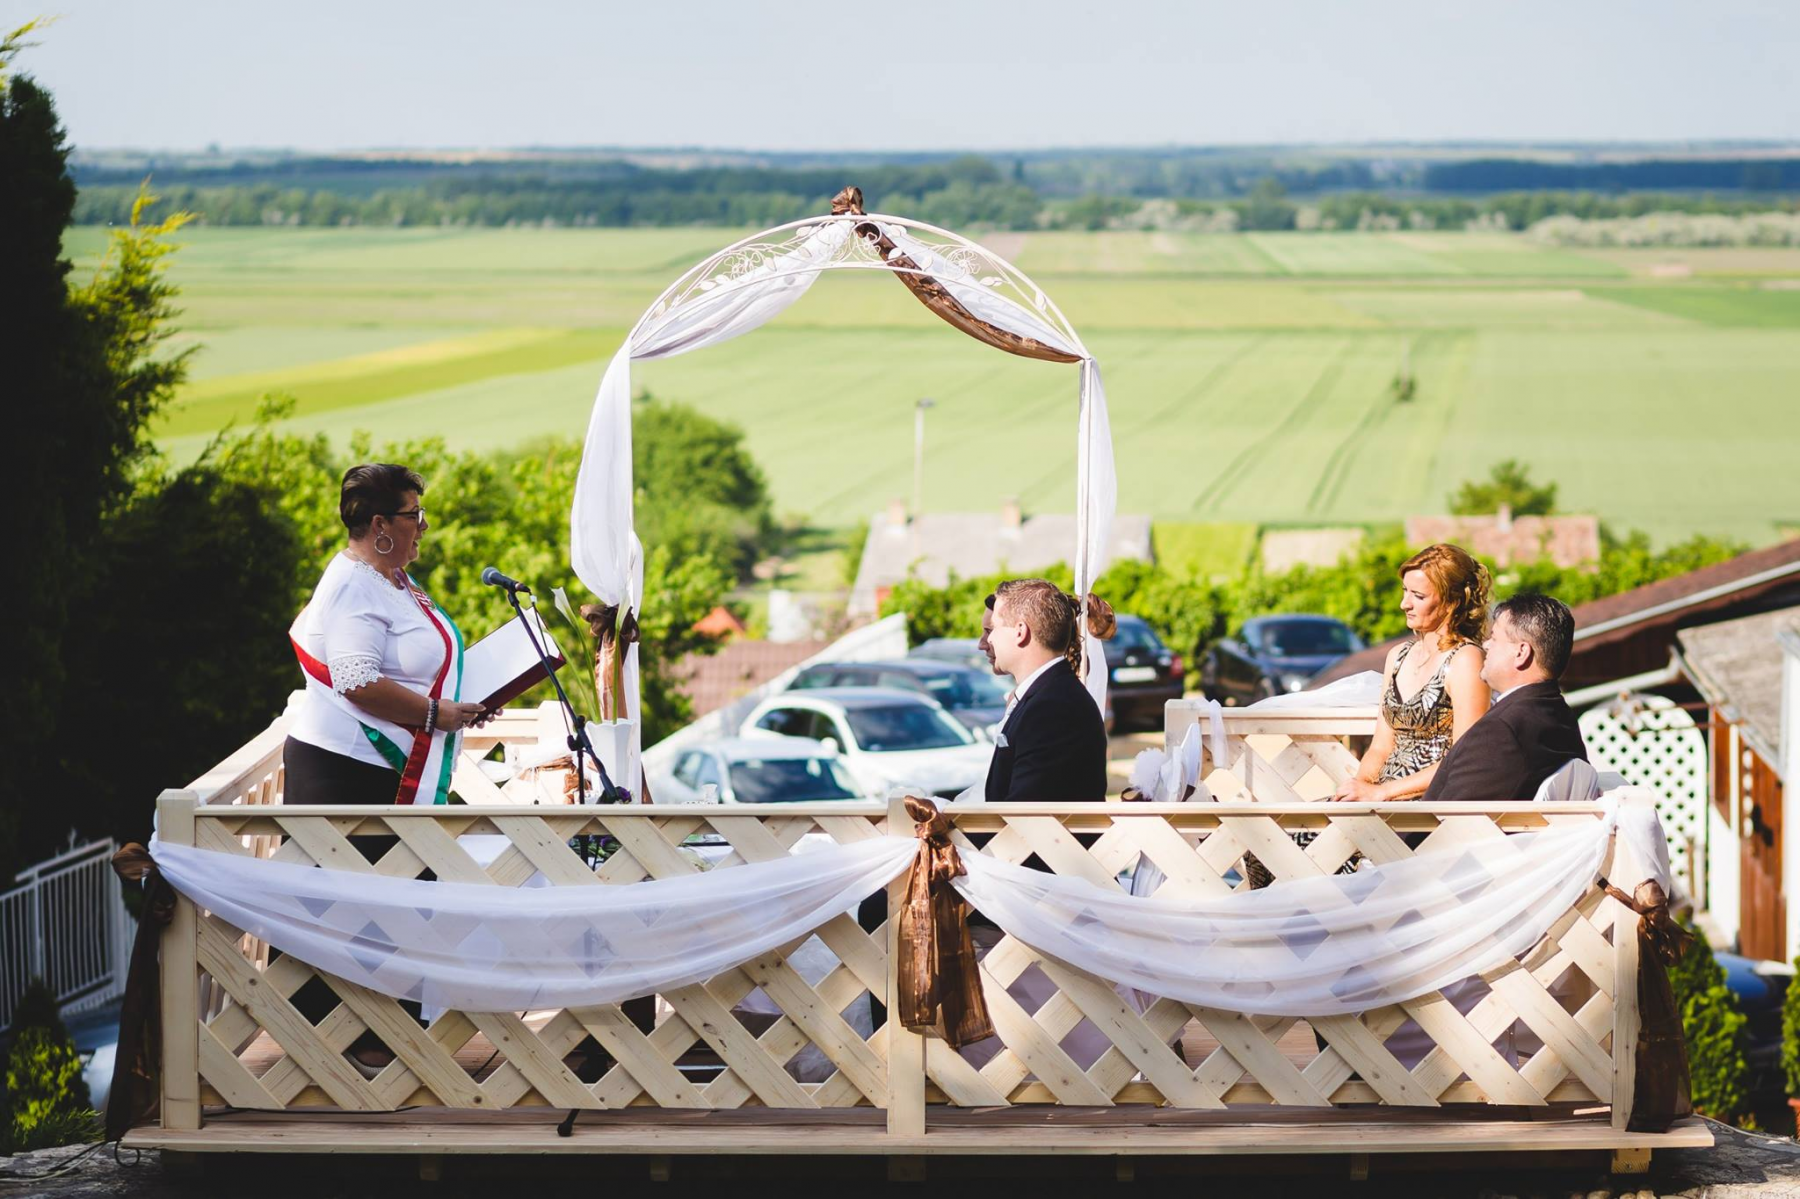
[0,839,133,1029]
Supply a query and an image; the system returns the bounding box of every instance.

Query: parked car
[789,658,1008,739]
[909,638,990,674]
[656,737,866,804]
[1103,615,1185,732]
[739,687,993,800]
[1200,614,1365,706]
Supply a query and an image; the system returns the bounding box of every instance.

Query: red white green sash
[289,575,465,805]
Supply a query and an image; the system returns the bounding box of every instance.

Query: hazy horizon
[12,0,1798,154]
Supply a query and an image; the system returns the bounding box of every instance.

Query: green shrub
[2,981,98,1153]
[1782,955,1800,1097]
[1667,922,1753,1124]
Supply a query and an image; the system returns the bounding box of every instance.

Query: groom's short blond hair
[988,578,1076,654]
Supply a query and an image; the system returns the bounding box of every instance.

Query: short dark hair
[1494,591,1575,679]
[340,463,425,537]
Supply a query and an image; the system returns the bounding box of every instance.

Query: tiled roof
[675,639,826,721]
[1677,604,1800,772]
[850,508,1153,614]
[1404,514,1600,569]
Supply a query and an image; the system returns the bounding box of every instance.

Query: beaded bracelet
[426,697,439,733]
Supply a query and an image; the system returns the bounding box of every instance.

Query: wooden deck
[147,707,1712,1170]
[125,1107,1713,1158]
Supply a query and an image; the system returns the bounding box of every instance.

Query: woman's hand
[1330,776,1387,803]
[435,700,500,731]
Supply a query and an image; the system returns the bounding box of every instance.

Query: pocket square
[995,733,1010,749]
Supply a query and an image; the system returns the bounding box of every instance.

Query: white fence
[0,840,133,1029]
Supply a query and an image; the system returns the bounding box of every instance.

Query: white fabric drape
[570,216,1118,747]
[151,797,1664,1018]
[570,224,851,787]
[957,804,1622,1017]
[154,833,915,1014]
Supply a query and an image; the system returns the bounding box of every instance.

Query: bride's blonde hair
[1398,543,1491,646]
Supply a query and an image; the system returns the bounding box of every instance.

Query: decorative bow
[1599,877,1694,967]
[106,843,179,1141]
[896,796,995,1048]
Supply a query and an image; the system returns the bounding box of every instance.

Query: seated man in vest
[1423,592,1588,802]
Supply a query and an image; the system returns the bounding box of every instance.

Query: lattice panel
[1580,693,1706,895]
[943,804,1622,1110]
[166,796,1633,1125]
[181,806,894,1114]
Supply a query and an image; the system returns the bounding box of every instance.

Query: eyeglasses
[387,507,426,522]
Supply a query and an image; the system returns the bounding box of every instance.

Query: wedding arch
[570,188,1118,787]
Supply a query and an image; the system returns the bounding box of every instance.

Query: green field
[64,226,1800,544]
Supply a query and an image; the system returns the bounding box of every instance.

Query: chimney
[1001,497,1022,531]
[1496,502,1513,533]
[887,498,908,529]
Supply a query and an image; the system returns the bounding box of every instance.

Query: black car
[1201,614,1364,706]
[788,658,1009,739]
[1103,615,1185,732]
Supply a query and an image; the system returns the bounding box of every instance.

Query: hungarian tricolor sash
[289,574,465,805]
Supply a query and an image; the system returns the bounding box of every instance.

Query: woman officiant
[286,463,496,810]
[282,463,499,1075]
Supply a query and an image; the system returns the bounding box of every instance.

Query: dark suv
[1103,615,1185,732]
[1200,614,1364,705]
[788,659,1008,739]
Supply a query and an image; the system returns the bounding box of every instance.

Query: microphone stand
[500,584,623,809]
[501,583,626,1142]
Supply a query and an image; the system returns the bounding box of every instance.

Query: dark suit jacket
[1421,679,1588,803]
[985,659,1108,804]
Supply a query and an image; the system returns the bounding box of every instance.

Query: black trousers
[280,737,422,1037]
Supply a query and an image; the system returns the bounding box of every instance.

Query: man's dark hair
[1495,591,1575,679]
[340,463,425,536]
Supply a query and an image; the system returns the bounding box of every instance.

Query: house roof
[1403,514,1600,569]
[675,639,826,721]
[1676,604,1800,774]
[850,507,1154,613]
[1311,538,1800,688]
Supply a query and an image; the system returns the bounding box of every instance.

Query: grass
[70,225,1799,547]
[1151,523,1261,579]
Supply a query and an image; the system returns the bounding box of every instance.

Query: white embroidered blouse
[289,554,450,769]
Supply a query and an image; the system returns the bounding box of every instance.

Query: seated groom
[979,578,1109,803]
[1422,592,1588,802]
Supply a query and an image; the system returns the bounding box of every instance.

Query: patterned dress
[1378,641,1456,782]
[1244,640,1457,889]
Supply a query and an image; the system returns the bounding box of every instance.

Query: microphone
[480,566,531,595]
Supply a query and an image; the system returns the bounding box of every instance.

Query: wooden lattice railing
[152,780,1644,1138]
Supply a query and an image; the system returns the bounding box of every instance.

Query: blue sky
[11,0,1798,151]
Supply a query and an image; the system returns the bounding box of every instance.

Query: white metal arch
[628,212,1092,361]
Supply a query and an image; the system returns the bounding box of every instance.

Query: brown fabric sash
[830,187,1080,365]
[1599,877,1694,1132]
[105,842,177,1142]
[896,796,995,1048]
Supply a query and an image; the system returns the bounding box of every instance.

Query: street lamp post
[912,397,935,522]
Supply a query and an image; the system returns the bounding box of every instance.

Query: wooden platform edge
[122,1115,1714,1157]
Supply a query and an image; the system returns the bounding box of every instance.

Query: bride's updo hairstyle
[1397,543,1492,646]
[989,578,1117,677]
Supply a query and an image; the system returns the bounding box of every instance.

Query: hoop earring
[373,532,395,556]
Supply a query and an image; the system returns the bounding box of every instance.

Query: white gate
[0,840,133,1029]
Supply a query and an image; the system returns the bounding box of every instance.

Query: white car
[656,737,865,804]
[739,688,994,800]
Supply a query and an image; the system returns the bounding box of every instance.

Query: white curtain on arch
[571,217,1121,766]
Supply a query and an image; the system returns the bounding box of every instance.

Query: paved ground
[7,1120,1800,1196]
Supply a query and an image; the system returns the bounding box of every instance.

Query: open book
[461,609,567,710]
